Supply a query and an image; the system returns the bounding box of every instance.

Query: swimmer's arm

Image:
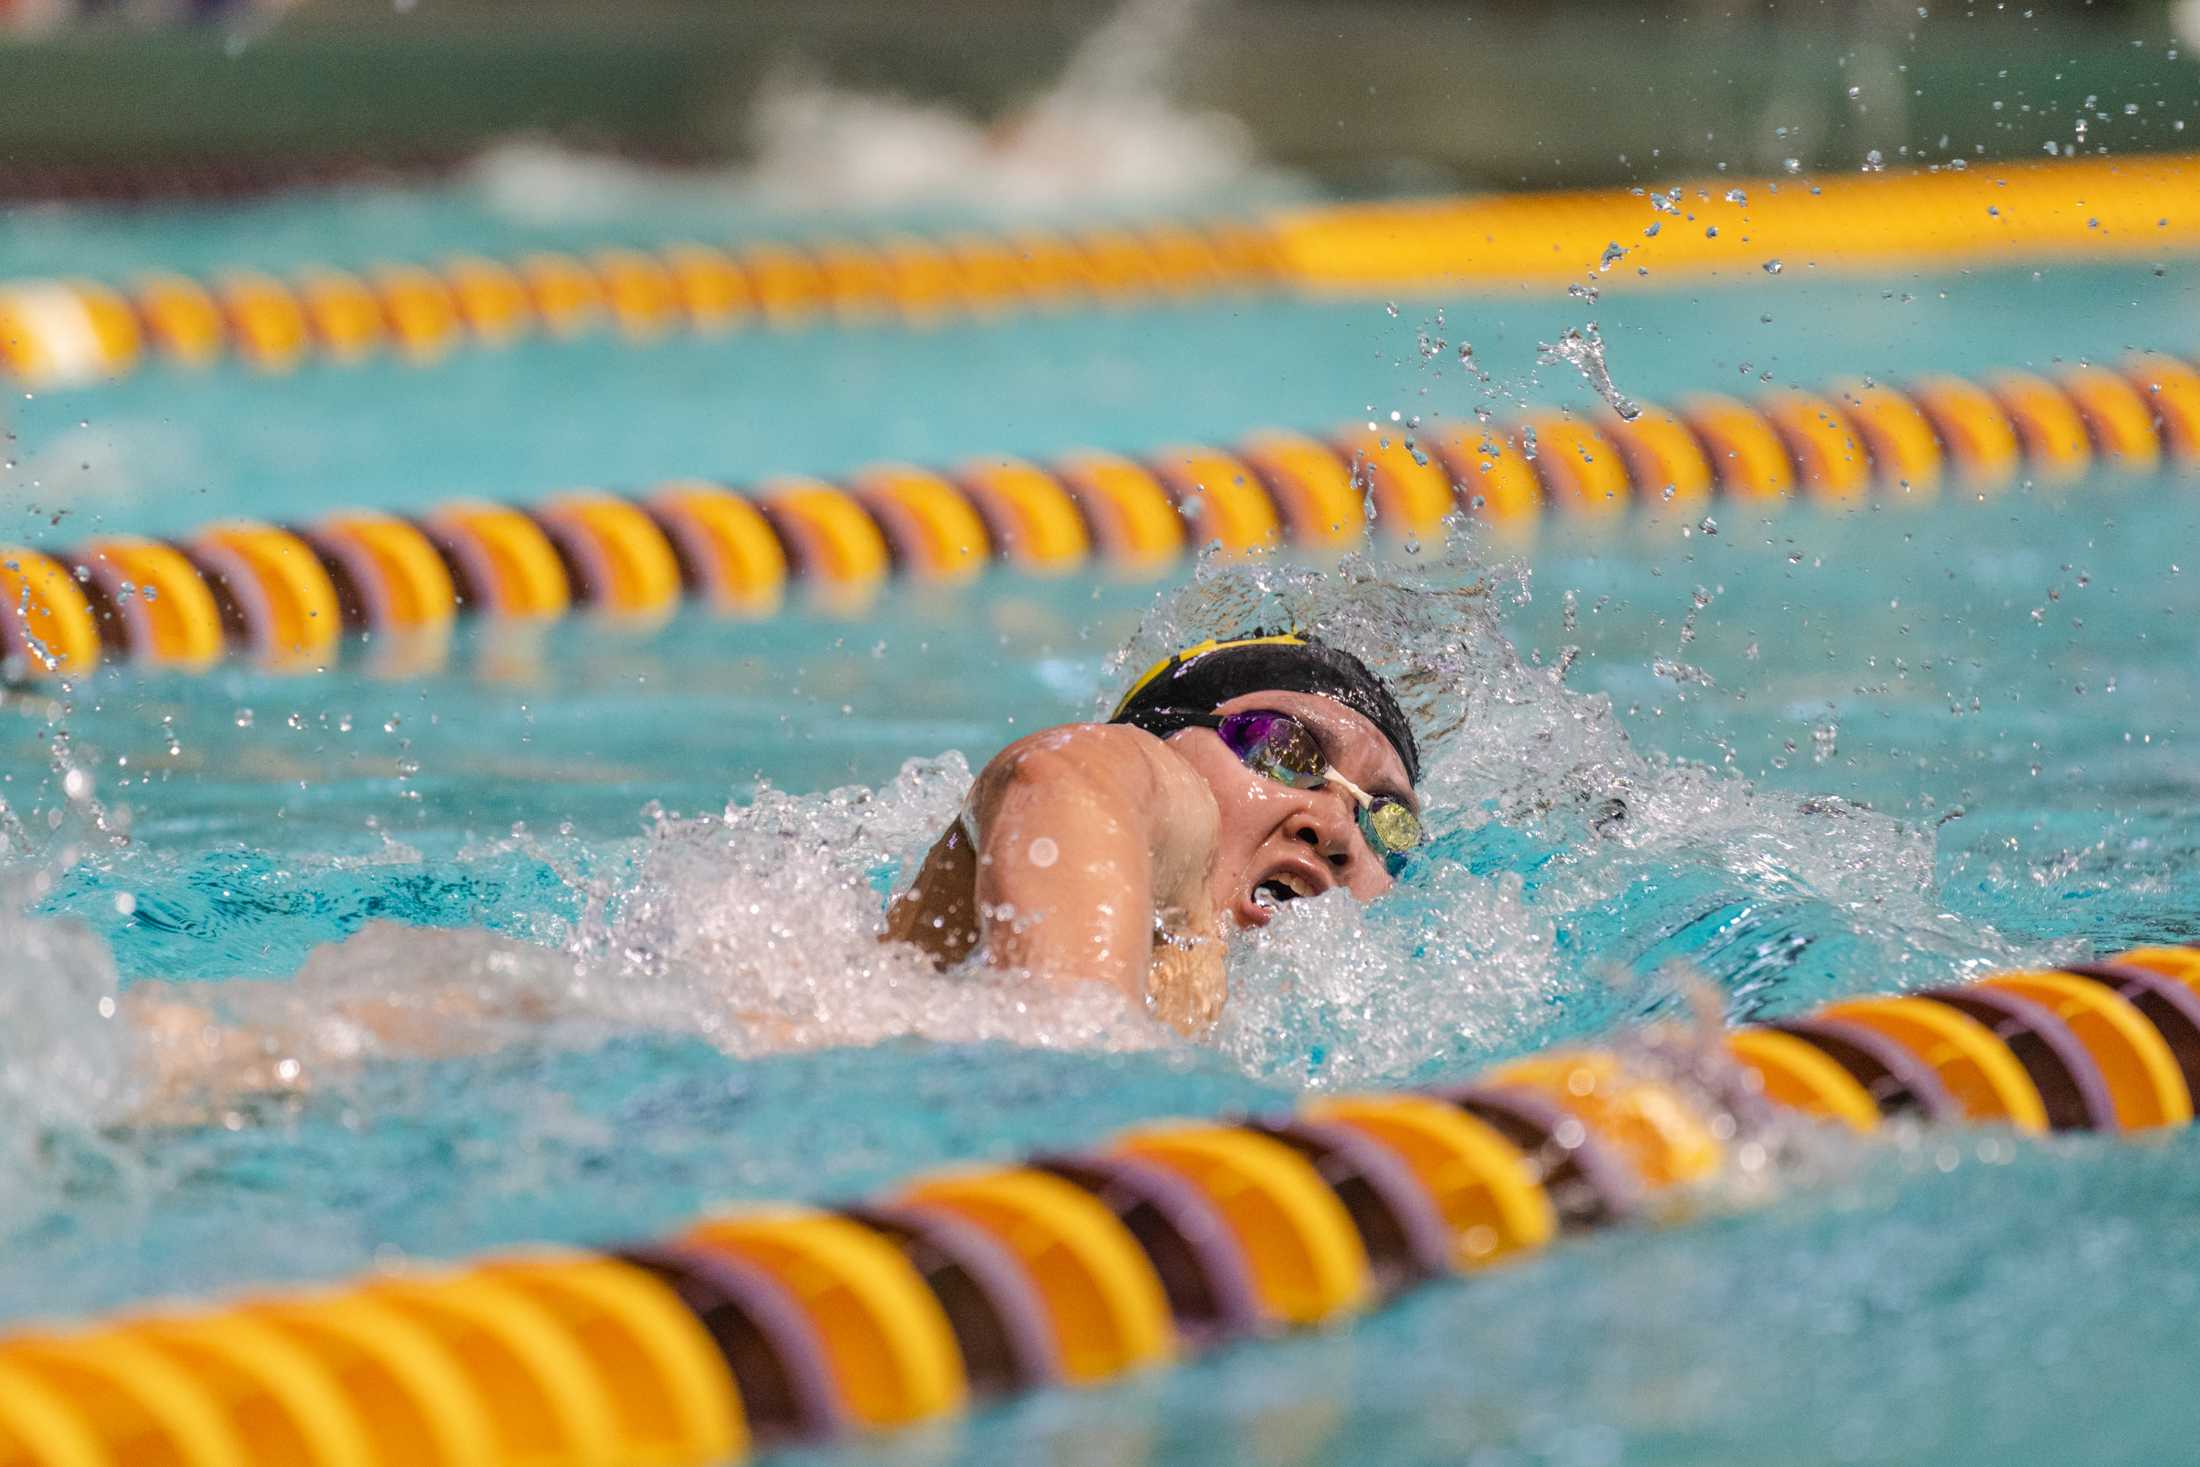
[125,985,310,1109]
[120,974,553,1118]
[889,724,1221,1019]
[968,725,1221,1009]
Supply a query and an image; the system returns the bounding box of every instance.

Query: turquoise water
[2,175,2199,1466]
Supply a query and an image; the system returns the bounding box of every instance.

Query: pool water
[1,170,2198,1466]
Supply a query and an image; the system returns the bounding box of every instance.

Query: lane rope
[2,154,2195,387]
[4,350,2194,684]
[7,942,2198,1464]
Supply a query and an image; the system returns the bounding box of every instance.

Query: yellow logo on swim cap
[1109,632,1307,719]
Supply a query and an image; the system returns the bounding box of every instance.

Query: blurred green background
[0,0,2193,199]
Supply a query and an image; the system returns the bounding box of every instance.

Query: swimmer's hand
[887,724,1225,1032]
[129,991,311,1115]
[121,974,559,1121]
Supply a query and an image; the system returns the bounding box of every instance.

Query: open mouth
[1250,871,1318,912]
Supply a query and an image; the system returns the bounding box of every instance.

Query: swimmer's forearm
[121,977,546,1115]
[124,989,300,1111]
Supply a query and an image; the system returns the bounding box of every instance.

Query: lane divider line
[1275,153,2200,293]
[0,220,1280,387]
[4,154,2196,388]
[8,942,2198,1464]
[2,351,2194,683]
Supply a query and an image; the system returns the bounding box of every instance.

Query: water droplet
[1538,325,1641,421]
[1762,258,1783,274]
[233,708,254,729]
[1027,836,1059,868]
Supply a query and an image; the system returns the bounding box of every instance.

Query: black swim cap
[1109,633,1422,785]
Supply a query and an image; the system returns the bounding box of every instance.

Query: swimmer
[886,633,1424,1031]
[123,632,1423,1105]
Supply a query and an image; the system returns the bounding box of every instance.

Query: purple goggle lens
[1215,710,1329,788]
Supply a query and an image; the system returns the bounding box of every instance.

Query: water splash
[1098,541,2029,1084]
[563,759,1162,1055]
[466,0,1268,221]
[0,872,146,1198]
[1538,324,1641,421]
[0,532,2042,1136]
[744,1,1261,212]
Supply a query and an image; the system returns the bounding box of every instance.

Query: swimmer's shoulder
[970,721,1181,809]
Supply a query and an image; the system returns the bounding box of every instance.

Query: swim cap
[1109,632,1422,785]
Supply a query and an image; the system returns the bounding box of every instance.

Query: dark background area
[0,0,2193,199]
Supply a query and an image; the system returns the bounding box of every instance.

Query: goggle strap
[1323,768,1375,809]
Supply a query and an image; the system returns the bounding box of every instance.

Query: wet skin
[885,688,1418,1032]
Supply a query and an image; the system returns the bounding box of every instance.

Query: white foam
[560,757,1167,1054]
[0,884,146,1198]
[1100,539,2033,1082]
[470,0,1269,221]
[744,77,1257,213]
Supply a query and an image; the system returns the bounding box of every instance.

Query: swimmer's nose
[1285,799,1364,879]
[1285,789,1395,898]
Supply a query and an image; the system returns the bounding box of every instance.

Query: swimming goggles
[1131,707,1424,874]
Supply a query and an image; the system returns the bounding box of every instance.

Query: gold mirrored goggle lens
[1364,798,1422,855]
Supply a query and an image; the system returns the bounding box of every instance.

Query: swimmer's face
[1161,689,1419,930]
